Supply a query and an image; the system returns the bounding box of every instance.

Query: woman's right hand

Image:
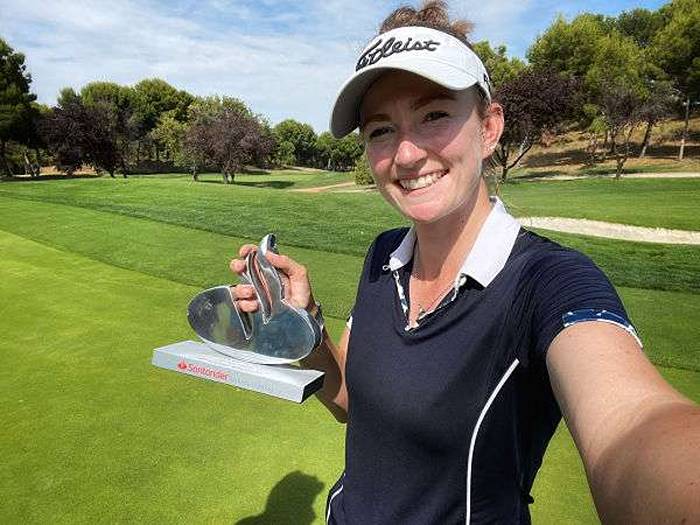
[229,244,316,313]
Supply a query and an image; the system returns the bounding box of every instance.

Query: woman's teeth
[399,170,447,191]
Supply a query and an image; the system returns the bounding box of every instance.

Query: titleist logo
[356,37,441,71]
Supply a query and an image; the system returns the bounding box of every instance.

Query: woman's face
[360,70,501,225]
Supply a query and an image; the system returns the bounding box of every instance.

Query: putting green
[0,230,345,523]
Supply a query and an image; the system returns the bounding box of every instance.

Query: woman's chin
[398,202,451,225]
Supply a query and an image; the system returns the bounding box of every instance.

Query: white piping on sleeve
[465,359,520,525]
[326,482,344,523]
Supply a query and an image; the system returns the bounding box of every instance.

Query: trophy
[152,234,325,403]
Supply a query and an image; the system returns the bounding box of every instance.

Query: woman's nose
[394,132,427,168]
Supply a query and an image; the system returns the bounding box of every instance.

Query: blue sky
[1,0,666,132]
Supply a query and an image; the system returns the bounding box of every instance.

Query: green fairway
[1,177,699,256]
[1,175,699,524]
[1,176,699,294]
[501,177,700,231]
[140,169,353,190]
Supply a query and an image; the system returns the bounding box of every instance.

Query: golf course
[1,171,698,524]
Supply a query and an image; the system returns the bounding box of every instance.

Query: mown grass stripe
[0,195,362,320]
[1,196,698,372]
[2,190,698,295]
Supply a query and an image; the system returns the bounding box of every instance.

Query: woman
[230,2,700,523]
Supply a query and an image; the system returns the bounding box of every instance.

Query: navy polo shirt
[326,199,640,524]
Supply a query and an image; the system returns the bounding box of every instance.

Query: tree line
[0,55,363,182]
[1,0,698,182]
[484,0,699,180]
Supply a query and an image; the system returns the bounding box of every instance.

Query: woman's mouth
[398,169,448,191]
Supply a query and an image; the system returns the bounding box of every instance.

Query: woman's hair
[379,0,474,49]
[377,1,491,118]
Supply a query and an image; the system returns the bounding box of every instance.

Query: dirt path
[519,217,700,245]
[291,181,356,193]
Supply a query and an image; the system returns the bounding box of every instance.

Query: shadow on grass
[512,169,568,181]
[524,147,590,168]
[1,173,101,182]
[195,179,294,189]
[235,471,324,525]
[242,168,272,175]
[523,143,700,168]
[235,180,295,189]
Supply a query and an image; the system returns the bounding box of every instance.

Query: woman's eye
[424,111,449,122]
[368,126,392,140]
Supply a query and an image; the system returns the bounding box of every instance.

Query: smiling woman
[227,1,700,524]
[358,72,499,226]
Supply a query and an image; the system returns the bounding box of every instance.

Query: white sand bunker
[519,217,700,245]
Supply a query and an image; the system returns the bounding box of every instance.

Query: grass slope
[1,230,697,524]
[1,195,698,371]
[2,177,699,294]
[2,175,699,523]
[0,196,363,320]
[3,177,700,248]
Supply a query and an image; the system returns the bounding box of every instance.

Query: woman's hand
[229,244,315,312]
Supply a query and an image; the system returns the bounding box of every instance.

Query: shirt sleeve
[530,249,642,360]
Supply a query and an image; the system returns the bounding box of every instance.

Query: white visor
[329,26,492,138]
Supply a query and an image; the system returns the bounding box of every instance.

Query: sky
[1,0,666,132]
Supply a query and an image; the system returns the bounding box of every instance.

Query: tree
[352,152,374,186]
[41,97,124,177]
[40,101,85,176]
[81,81,140,173]
[586,30,648,157]
[0,38,38,177]
[249,119,277,169]
[150,109,188,167]
[585,31,646,101]
[183,96,272,183]
[493,69,576,183]
[56,87,81,107]
[527,14,606,81]
[132,78,179,132]
[472,41,525,88]
[274,140,295,167]
[333,133,363,171]
[596,82,645,178]
[637,80,676,158]
[616,8,665,49]
[273,119,317,167]
[132,79,193,160]
[315,131,364,171]
[21,102,49,176]
[652,0,700,160]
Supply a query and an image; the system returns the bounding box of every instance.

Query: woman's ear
[480,102,504,159]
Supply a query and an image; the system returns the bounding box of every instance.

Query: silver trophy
[152,234,325,403]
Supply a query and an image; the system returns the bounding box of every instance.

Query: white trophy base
[152,341,324,403]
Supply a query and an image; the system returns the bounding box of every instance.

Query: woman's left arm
[546,321,700,524]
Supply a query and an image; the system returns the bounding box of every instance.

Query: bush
[353,153,374,185]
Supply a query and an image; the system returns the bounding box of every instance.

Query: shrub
[353,153,374,185]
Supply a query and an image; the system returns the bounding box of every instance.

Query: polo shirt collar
[386,197,521,288]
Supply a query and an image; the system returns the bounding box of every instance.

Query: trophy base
[152,340,324,403]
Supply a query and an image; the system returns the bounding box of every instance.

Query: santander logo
[177,359,229,381]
